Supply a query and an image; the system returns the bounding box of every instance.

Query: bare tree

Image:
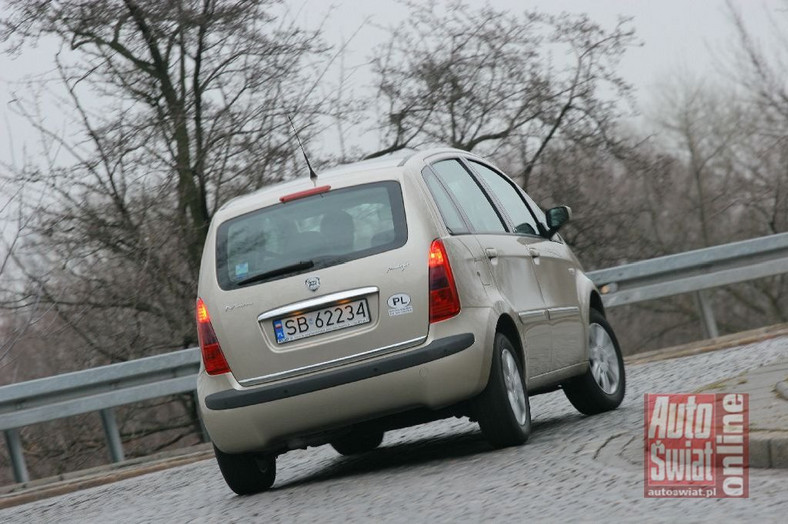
[1,0,329,362]
[365,1,636,187]
[648,77,756,248]
[0,173,44,371]
[624,72,788,346]
[0,0,332,479]
[717,1,788,327]
[726,0,788,235]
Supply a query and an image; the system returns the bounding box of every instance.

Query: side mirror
[546,206,571,236]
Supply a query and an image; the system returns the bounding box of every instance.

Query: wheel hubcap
[588,323,620,395]
[502,348,528,425]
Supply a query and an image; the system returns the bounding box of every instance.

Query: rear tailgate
[203,174,438,385]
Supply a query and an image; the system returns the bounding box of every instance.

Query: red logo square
[644,393,749,498]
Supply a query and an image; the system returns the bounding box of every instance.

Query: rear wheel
[213,445,276,495]
[563,309,626,415]
[330,430,385,456]
[473,332,531,448]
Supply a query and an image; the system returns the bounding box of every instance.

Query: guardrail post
[100,408,125,463]
[695,291,719,339]
[4,429,29,483]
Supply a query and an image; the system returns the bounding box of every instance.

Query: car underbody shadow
[277,427,494,490]
[275,407,589,490]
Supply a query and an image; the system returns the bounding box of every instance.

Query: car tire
[473,332,531,448]
[563,309,626,415]
[213,445,276,495]
[330,430,385,456]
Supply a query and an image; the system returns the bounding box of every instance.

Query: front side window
[215,181,406,289]
[430,159,506,233]
[520,190,547,229]
[469,161,541,236]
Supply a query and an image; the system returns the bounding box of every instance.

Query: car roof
[215,147,476,220]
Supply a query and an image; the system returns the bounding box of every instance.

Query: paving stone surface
[695,358,788,469]
[2,336,787,523]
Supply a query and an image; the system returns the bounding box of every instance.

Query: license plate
[273,298,370,344]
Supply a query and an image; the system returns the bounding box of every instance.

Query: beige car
[196,148,625,494]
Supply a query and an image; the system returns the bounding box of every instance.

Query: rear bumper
[198,307,497,454]
[206,333,474,410]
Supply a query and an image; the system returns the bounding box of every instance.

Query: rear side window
[423,170,468,234]
[430,160,506,233]
[215,181,407,289]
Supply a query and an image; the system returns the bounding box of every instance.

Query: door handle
[528,247,540,258]
[485,248,498,259]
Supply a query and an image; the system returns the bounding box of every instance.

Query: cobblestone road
[3,337,787,523]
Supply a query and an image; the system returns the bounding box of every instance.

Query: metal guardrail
[2,232,787,484]
[588,232,788,338]
[1,348,201,483]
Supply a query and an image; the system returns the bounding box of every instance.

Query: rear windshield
[216,181,407,289]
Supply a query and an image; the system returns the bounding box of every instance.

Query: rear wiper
[237,260,315,286]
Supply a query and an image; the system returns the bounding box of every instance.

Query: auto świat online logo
[644,393,749,498]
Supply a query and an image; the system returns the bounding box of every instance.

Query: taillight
[196,298,231,375]
[428,239,461,323]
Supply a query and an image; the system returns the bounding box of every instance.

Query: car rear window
[215,181,407,289]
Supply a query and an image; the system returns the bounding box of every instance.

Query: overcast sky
[0,0,782,168]
[305,0,779,102]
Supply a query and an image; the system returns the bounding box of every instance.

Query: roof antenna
[287,115,318,182]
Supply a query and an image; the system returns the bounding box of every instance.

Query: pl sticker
[387,293,413,316]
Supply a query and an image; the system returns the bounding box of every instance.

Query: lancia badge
[305,276,321,292]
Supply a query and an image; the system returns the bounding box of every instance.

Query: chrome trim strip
[257,286,379,322]
[518,310,547,322]
[547,306,581,320]
[237,335,427,387]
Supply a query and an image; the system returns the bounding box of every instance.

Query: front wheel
[213,445,276,495]
[472,332,531,448]
[563,309,626,415]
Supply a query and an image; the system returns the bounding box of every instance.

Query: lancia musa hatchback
[196,148,625,494]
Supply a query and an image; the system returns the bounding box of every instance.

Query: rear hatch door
[208,179,433,385]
